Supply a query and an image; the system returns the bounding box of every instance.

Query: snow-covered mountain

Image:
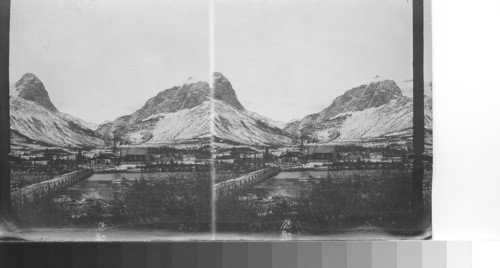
[283,76,432,143]
[10,73,105,149]
[11,72,429,149]
[96,72,293,146]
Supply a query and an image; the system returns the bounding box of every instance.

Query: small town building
[230,147,259,159]
[20,153,44,160]
[217,155,236,164]
[153,155,175,164]
[369,152,384,162]
[383,156,404,162]
[195,159,213,165]
[269,149,283,157]
[37,148,71,160]
[29,157,49,166]
[91,153,117,165]
[339,153,362,162]
[278,151,304,163]
[306,145,337,163]
[182,154,196,164]
[120,148,151,164]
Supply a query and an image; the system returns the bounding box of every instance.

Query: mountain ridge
[10,73,105,149]
[283,77,432,144]
[9,72,432,149]
[96,72,293,146]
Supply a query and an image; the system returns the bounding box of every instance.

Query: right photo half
[212,0,432,240]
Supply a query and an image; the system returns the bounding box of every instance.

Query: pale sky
[214,0,432,122]
[10,0,210,123]
[10,0,431,124]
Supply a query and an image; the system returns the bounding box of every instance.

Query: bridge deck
[214,167,280,198]
[14,169,93,203]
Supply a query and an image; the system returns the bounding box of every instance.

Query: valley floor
[9,166,432,240]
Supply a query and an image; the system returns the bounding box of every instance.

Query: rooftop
[306,145,335,155]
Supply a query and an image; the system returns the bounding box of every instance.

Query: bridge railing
[13,169,94,204]
[214,167,280,198]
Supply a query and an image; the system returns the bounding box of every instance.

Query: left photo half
[7,0,214,240]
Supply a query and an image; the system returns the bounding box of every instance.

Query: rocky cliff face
[12,73,58,112]
[212,72,245,110]
[318,79,402,120]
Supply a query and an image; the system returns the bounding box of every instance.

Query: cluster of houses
[10,149,78,167]
[273,146,336,164]
[273,146,405,164]
[113,145,405,167]
[10,147,208,169]
[11,144,408,172]
[90,148,213,167]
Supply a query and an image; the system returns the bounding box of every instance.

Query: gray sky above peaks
[10,0,432,123]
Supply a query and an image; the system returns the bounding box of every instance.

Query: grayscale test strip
[0,241,473,268]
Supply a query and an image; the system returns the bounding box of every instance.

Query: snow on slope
[111,99,292,146]
[97,73,293,146]
[113,101,212,145]
[10,97,104,148]
[283,77,433,143]
[332,98,432,140]
[10,73,105,149]
[214,100,292,146]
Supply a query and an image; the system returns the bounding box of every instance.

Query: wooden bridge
[13,169,94,204]
[213,167,280,198]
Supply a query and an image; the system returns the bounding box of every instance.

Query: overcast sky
[10,0,431,124]
[10,0,210,123]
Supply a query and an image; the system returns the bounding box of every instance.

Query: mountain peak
[282,77,424,142]
[371,75,390,83]
[306,78,403,123]
[13,73,58,112]
[19,72,38,80]
[212,72,245,110]
[212,72,227,81]
[184,76,202,85]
